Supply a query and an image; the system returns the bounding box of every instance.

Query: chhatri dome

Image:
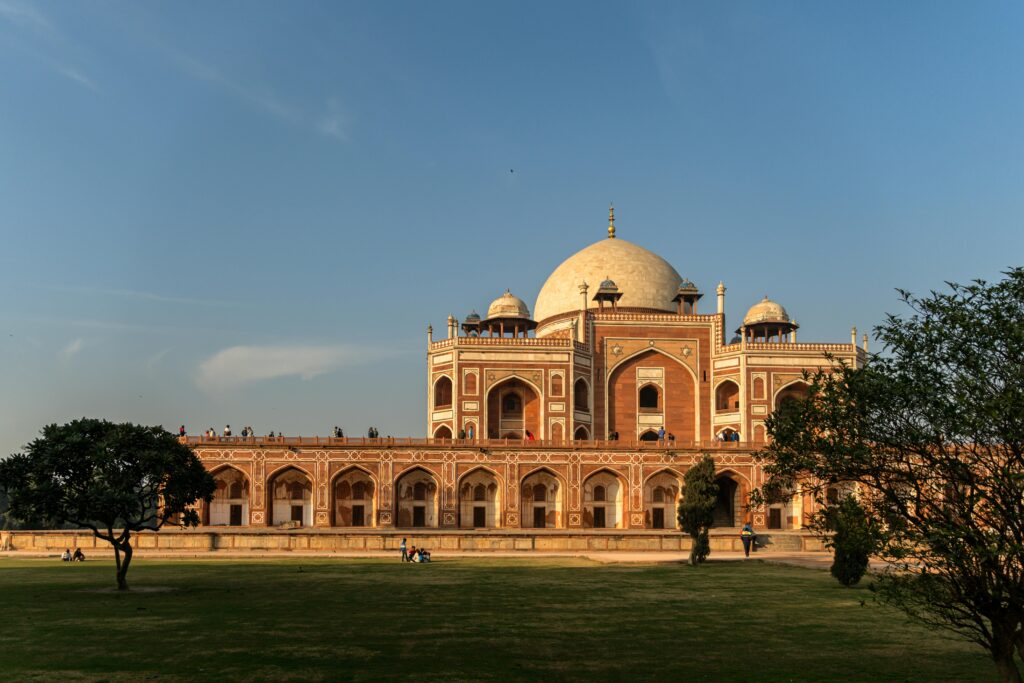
[486,289,532,319]
[533,206,683,323]
[742,296,792,327]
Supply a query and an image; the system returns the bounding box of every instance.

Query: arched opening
[583,470,624,528]
[433,376,453,408]
[574,378,589,411]
[711,474,746,528]
[608,350,696,442]
[644,471,682,529]
[267,467,313,527]
[776,381,810,409]
[715,380,740,412]
[433,425,452,440]
[521,469,562,528]
[486,378,540,439]
[716,427,740,442]
[464,372,477,395]
[574,425,590,441]
[753,424,766,442]
[551,374,564,397]
[332,468,376,527]
[639,430,659,442]
[395,468,439,528]
[459,468,501,528]
[638,384,660,411]
[206,467,249,526]
[464,421,477,440]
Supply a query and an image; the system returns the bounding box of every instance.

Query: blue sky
[1,1,1022,454]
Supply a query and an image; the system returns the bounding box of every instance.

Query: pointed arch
[715,379,740,412]
[573,425,590,441]
[607,348,698,444]
[433,374,453,408]
[573,377,591,411]
[330,465,378,527]
[457,465,503,529]
[433,424,452,439]
[774,379,811,408]
[205,465,250,526]
[710,468,751,528]
[394,466,440,528]
[582,468,626,529]
[485,376,542,440]
[266,465,313,527]
[644,468,683,530]
[520,466,565,529]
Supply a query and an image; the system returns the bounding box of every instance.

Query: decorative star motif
[681,345,693,357]
[611,344,623,356]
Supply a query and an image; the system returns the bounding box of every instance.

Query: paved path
[0,548,847,569]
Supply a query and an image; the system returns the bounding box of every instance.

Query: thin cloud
[195,344,393,392]
[57,66,98,91]
[47,284,238,307]
[58,337,83,362]
[317,98,349,141]
[0,0,53,32]
[172,51,301,124]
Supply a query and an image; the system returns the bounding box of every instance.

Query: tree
[0,419,216,591]
[678,454,718,566]
[816,495,878,587]
[755,269,1024,681]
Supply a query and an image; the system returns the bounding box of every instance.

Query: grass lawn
[0,556,992,682]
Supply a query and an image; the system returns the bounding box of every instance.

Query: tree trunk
[991,626,1022,683]
[115,535,133,591]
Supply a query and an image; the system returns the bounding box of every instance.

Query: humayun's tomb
[180,208,866,547]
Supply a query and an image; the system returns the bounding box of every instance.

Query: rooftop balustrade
[180,435,756,451]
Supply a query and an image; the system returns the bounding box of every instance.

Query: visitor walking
[657,426,666,442]
[400,537,408,562]
[741,522,756,557]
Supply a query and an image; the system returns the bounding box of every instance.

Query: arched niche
[206,467,250,526]
[458,468,502,528]
[267,467,313,527]
[395,467,439,528]
[332,467,376,527]
[582,470,625,529]
[521,468,563,528]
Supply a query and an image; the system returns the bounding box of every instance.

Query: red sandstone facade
[192,210,865,533]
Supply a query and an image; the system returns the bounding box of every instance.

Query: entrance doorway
[290,505,303,523]
[594,507,606,528]
[413,506,426,527]
[352,505,365,527]
[769,508,782,529]
[229,504,243,526]
[533,506,546,528]
[652,508,665,529]
[473,506,486,527]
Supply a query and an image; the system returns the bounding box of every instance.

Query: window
[502,393,522,415]
[533,484,547,502]
[639,384,660,410]
[464,372,477,394]
[593,485,606,502]
[434,376,453,408]
[551,374,563,396]
[353,481,366,500]
[413,482,427,501]
[474,484,486,501]
[228,481,242,499]
[574,379,589,410]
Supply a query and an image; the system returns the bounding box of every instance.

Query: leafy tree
[756,269,1024,681]
[0,419,216,590]
[678,454,718,566]
[816,495,879,587]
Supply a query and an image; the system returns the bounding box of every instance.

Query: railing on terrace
[719,342,857,353]
[180,436,754,451]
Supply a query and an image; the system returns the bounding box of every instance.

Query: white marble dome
[486,290,531,319]
[742,296,791,326]
[534,238,683,324]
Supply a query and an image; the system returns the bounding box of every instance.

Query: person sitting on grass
[60,548,71,562]
[409,545,418,562]
[420,548,431,562]
[72,548,85,562]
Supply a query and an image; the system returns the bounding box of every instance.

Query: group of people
[332,426,345,438]
[60,548,85,562]
[717,430,741,442]
[656,427,676,442]
[367,427,382,438]
[399,538,431,563]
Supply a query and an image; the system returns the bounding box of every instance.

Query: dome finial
[607,203,615,239]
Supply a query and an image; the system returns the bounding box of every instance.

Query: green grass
[0,556,992,682]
